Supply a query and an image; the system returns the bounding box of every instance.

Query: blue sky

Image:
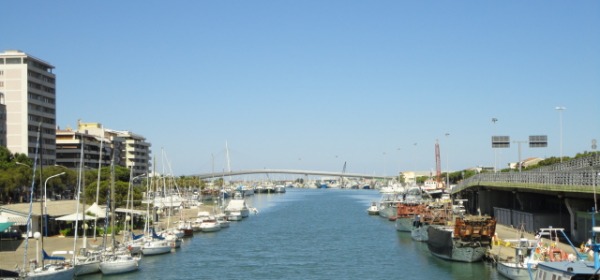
[2,1,599,176]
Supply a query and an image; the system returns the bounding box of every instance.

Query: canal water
[79,188,503,279]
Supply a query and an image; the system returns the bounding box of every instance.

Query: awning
[85,202,106,219]
[56,213,97,221]
[0,222,14,232]
[5,216,28,226]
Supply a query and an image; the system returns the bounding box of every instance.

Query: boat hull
[99,258,138,275]
[426,225,487,262]
[395,218,413,232]
[411,224,429,242]
[497,262,535,280]
[26,266,75,280]
[74,261,100,276]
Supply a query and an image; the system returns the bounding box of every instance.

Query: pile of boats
[368,185,600,280]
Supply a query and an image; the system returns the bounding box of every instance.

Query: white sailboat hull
[25,265,75,280]
[100,257,139,275]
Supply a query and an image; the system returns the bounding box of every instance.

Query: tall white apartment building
[0,50,57,164]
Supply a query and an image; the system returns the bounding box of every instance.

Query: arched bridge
[196,169,394,180]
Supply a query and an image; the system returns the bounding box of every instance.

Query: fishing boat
[426,215,496,262]
[494,236,538,280]
[410,201,451,242]
[532,220,598,280]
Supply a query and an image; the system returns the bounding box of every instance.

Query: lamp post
[43,172,65,236]
[555,106,566,162]
[34,231,41,265]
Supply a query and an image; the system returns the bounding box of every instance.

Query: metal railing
[452,170,600,194]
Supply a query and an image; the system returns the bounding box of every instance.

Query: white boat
[199,218,222,232]
[24,263,75,280]
[215,213,230,228]
[225,199,250,218]
[227,211,243,221]
[367,202,379,215]
[532,226,591,280]
[99,254,139,275]
[73,248,102,276]
[141,238,173,256]
[496,238,538,280]
[274,185,286,193]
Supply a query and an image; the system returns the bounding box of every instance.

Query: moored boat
[99,253,139,275]
[367,202,379,215]
[426,215,496,262]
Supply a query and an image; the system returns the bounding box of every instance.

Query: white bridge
[196,169,393,180]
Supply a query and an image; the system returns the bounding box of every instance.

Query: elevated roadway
[450,153,600,244]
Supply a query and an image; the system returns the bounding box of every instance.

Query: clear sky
[2,1,599,176]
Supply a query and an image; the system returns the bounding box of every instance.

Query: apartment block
[0,50,57,164]
[76,121,151,177]
[55,127,115,169]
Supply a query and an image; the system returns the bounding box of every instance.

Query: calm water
[79,188,503,279]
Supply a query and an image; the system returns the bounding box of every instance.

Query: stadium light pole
[555,106,566,162]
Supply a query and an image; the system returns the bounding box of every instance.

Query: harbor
[0,186,586,280]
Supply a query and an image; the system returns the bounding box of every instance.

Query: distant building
[0,50,57,164]
[55,127,114,169]
[74,121,151,176]
[508,157,544,170]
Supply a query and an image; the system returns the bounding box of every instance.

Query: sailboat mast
[73,137,85,260]
[110,146,116,251]
[38,124,45,265]
[93,126,104,240]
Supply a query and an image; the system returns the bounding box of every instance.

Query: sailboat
[72,139,101,276]
[99,152,139,275]
[20,125,75,280]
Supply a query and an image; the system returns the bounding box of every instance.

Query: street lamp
[43,172,66,236]
[555,106,566,162]
[34,231,41,265]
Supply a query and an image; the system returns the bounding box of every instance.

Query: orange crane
[435,140,442,189]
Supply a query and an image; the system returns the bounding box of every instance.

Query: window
[6,58,21,64]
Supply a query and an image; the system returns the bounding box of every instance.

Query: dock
[0,206,213,273]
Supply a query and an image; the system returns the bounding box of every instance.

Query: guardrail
[452,154,600,194]
[452,170,600,194]
[532,153,600,172]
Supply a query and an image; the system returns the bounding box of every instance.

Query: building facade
[0,50,57,164]
[55,127,114,169]
[75,121,150,177]
[0,93,6,147]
